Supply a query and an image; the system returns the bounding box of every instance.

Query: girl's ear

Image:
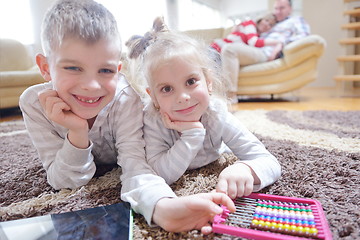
[118,62,122,72]
[146,87,160,109]
[36,54,52,82]
[207,81,213,93]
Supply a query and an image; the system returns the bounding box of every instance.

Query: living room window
[0,0,34,45]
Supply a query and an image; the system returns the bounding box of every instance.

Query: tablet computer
[0,202,132,240]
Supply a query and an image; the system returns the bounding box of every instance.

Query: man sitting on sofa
[221,0,310,102]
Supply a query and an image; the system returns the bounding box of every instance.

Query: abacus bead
[297,226,304,233]
[283,224,291,230]
[251,219,259,228]
[271,222,278,228]
[264,221,272,229]
[310,228,318,235]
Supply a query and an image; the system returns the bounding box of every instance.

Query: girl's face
[148,57,212,122]
[257,18,275,33]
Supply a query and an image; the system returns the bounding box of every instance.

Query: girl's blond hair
[126,17,227,101]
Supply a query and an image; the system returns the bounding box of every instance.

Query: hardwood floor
[231,86,360,111]
[1,87,359,123]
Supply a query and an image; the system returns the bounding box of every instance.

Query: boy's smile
[45,38,122,120]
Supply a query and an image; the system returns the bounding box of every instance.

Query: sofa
[183,28,326,97]
[0,39,44,109]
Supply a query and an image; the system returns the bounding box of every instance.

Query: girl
[126,17,281,200]
[211,13,282,60]
[211,14,283,101]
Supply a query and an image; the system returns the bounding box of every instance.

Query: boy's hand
[152,192,235,235]
[161,112,204,133]
[38,89,89,148]
[38,89,88,130]
[216,163,256,199]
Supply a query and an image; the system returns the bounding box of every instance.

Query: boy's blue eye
[65,66,80,71]
[99,68,115,74]
[161,86,172,93]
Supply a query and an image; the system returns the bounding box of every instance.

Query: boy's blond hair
[41,0,121,57]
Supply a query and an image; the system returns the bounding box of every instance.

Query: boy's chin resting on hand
[152,192,236,235]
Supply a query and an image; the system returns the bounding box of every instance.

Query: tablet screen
[0,202,132,240]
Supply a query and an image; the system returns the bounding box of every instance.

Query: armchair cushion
[183,28,326,96]
[0,39,43,109]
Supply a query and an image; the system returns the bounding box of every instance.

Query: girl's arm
[219,111,281,192]
[143,110,206,184]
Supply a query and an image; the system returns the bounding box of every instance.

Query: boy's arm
[19,84,96,190]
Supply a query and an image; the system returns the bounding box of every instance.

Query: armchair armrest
[283,35,326,67]
[0,71,44,88]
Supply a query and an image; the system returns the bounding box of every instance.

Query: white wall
[29,0,56,57]
[221,0,268,17]
[18,0,352,88]
[302,0,344,87]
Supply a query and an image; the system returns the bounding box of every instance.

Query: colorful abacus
[213,193,332,240]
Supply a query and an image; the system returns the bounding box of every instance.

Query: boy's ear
[36,54,52,82]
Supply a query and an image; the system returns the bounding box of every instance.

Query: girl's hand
[152,192,236,234]
[216,163,255,199]
[161,112,204,132]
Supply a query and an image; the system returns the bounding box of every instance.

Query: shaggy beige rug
[1,110,359,239]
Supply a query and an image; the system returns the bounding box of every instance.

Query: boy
[19,0,234,234]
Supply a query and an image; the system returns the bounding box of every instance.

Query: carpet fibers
[0,110,359,240]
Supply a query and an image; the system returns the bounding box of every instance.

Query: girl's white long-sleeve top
[143,99,281,191]
[19,75,176,225]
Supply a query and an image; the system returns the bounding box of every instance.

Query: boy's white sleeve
[19,84,96,190]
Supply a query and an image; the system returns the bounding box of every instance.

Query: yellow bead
[290,225,297,231]
[252,219,259,225]
[310,228,318,234]
[283,224,291,230]
[297,226,304,232]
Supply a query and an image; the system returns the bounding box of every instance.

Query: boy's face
[148,57,212,122]
[43,38,121,120]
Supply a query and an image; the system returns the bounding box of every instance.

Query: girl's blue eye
[161,86,172,93]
